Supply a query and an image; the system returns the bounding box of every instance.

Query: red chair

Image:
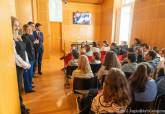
[101,51,106,63]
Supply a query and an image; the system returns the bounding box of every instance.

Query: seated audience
[101,40,110,52]
[122,53,137,75]
[91,52,101,64]
[91,68,131,114]
[98,51,121,83]
[129,63,157,102]
[72,55,94,79]
[92,42,100,53]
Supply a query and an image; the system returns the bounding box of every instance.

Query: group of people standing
[11,16,44,114]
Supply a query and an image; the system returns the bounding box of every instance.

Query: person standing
[27,21,39,76]
[11,16,30,114]
[22,24,35,93]
[33,23,44,75]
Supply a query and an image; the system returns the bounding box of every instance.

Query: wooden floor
[23,54,76,114]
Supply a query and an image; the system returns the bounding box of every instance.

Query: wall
[0,0,20,114]
[15,0,33,24]
[100,0,114,44]
[62,2,101,52]
[50,22,62,54]
[37,0,51,59]
[131,0,165,48]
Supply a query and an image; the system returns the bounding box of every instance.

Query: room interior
[0,0,165,114]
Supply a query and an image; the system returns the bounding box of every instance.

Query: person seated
[92,42,100,53]
[91,68,131,114]
[157,48,165,71]
[101,40,110,52]
[85,45,93,62]
[72,55,94,94]
[118,49,128,65]
[132,38,141,48]
[156,68,165,96]
[142,43,150,57]
[129,62,157,102]
[97,51,121,84]
[80,42,86,55]
[91,52,101,64]
[135,47,144,63]
[144,50,160,70]
[110,42,120,55]
[68,51,80,66]
[72,55,94,79]
[122,53,137,76]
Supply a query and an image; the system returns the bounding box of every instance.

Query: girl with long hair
[91,68,131,113]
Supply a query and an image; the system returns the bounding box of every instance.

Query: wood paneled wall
[131,0,165,48]
[62,2,101,52]
[0,0,20,114]
[50,22,62,54]
[37,0,51,59]
[15,0,33,24]
[100,0,114,44]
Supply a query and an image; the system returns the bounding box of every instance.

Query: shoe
[38,72,42,75]
[25,90,35,93]
[32,86,35,88]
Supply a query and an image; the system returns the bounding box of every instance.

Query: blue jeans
[23,61,34,91]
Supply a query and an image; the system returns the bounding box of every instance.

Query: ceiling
[67,0,103,4]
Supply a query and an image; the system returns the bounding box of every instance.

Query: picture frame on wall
[73,12,92,25]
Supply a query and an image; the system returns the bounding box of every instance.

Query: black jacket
[22,34,35,61]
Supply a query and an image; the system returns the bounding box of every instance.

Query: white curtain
[49,0,63,22]
[112,0,135,46]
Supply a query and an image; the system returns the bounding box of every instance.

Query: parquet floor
[23,54,77,114]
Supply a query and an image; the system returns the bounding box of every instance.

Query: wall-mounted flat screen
[73,12,91,25]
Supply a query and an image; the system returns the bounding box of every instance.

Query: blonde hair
[78,55,92,74]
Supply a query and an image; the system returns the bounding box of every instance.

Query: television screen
[73,12,91,25]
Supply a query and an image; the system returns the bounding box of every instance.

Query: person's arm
[13,41,30,69]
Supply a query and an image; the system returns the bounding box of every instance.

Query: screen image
[73,12,91,25]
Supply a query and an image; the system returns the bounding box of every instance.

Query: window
[117,0,135,45]
[49,0,62,22]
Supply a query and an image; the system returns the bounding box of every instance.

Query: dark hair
[158,68,165,77]
[27,21,34,25]
[103,68,131,106]
[128,53,137,63]
[129,64,148,92]
[135,38,141,44]
[93,52,100,60]
[72,50,79,59]
[35,23,42,27]
[153,47,159,54]
[85,45,91,52]
[93,42,98,47]
[147,50,157,60]
[128,48,135,53]
[103,51,121,70]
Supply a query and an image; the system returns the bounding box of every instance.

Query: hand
[34,39,39,44]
